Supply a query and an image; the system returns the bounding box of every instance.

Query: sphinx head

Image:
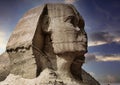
[6,3,88,79]
[42,4,87,57]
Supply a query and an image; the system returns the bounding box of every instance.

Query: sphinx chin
[52,42,87,56]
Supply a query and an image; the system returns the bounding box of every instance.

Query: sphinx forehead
[47,3,76,18]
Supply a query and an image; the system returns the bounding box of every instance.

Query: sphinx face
[42,4,87,56]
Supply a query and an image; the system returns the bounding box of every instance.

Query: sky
[0,0,120,84]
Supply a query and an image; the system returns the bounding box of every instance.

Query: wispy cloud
[85,53,97,62]
[64,0,77,4]
[85,53,120,62]
[106,75,116,83]
[0,30,7,54]
[97,74,119,83]
[97,55,120,62]
[88,31,120,46]
[89,71,96,77]
[88,41,107,47]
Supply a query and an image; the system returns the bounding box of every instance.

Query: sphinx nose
[74,27,87,42]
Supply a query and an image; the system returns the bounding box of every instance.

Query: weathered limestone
[6,5,46,78]
[0,3,100,85]
[0,53,10,81]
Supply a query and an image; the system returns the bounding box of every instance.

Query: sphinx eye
[64,16,76,27]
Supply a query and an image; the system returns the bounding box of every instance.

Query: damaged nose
[74,27,86,41]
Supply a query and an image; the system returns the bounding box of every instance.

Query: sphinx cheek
[50,26,87,55]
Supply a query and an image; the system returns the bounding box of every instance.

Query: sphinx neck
[56,55,75,78]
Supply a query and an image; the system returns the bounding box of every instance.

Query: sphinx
[0,3,100,85]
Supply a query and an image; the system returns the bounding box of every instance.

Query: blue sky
[0,0,120,84]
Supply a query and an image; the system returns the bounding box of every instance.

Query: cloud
[88,31,120,46]
[97,54,120,62]
[90,32,113,42]
[97,74,119,83]
[85,53,120,62]
[64,0,77,4]
[112,31,120,38]
[85,53,97,62]
[89,71,96,77]
[106,75,116,83]
[0,31,8,54]
[88,41,106,47]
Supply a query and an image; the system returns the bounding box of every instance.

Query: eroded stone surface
[0,3,100,85]
[6,5,46,78]
[0,52,10,81]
